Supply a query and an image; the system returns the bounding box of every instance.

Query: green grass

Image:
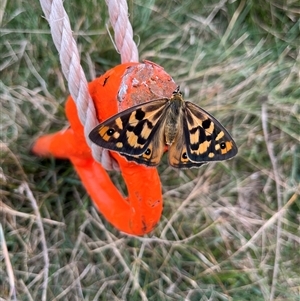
[1,0,299,300]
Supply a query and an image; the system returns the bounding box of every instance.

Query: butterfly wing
[182,101,238,163]
[120,122,166,166]
[89,99,169,166]
[168,112,205,168]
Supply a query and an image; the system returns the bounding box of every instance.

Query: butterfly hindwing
[121,121,167,166]
[168,110,205,168]
[183,101,238,163]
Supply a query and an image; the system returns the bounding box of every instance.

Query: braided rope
[105,0,139,62]
[38,0,138,170]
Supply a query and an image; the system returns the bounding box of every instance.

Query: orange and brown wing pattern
[168,111,206,168]
[183,101,238,163]
[90,88,238,168]
[89,98,169,164]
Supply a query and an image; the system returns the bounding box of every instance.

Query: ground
[1,0,299,300]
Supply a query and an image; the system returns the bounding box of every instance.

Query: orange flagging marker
[32,61,177,235]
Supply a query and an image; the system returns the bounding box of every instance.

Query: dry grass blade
[0,224,17,300]
[21,182,49,301]
[261,103,282,301]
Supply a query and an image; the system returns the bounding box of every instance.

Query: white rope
[105,0,139,62]
[38,0,139,170]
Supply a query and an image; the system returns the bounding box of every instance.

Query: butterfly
[89,87,238,168]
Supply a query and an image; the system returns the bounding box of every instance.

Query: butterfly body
[164,93,183,145]
[89,88,237,168]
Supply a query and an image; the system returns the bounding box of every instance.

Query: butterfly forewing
[89,99,169,157]
[183,101,238,162]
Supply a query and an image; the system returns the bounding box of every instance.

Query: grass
[1,0,300,300]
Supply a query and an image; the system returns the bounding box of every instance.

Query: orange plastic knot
[32,61,177,235]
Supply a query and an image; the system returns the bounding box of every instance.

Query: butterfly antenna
[173,86,182,96]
